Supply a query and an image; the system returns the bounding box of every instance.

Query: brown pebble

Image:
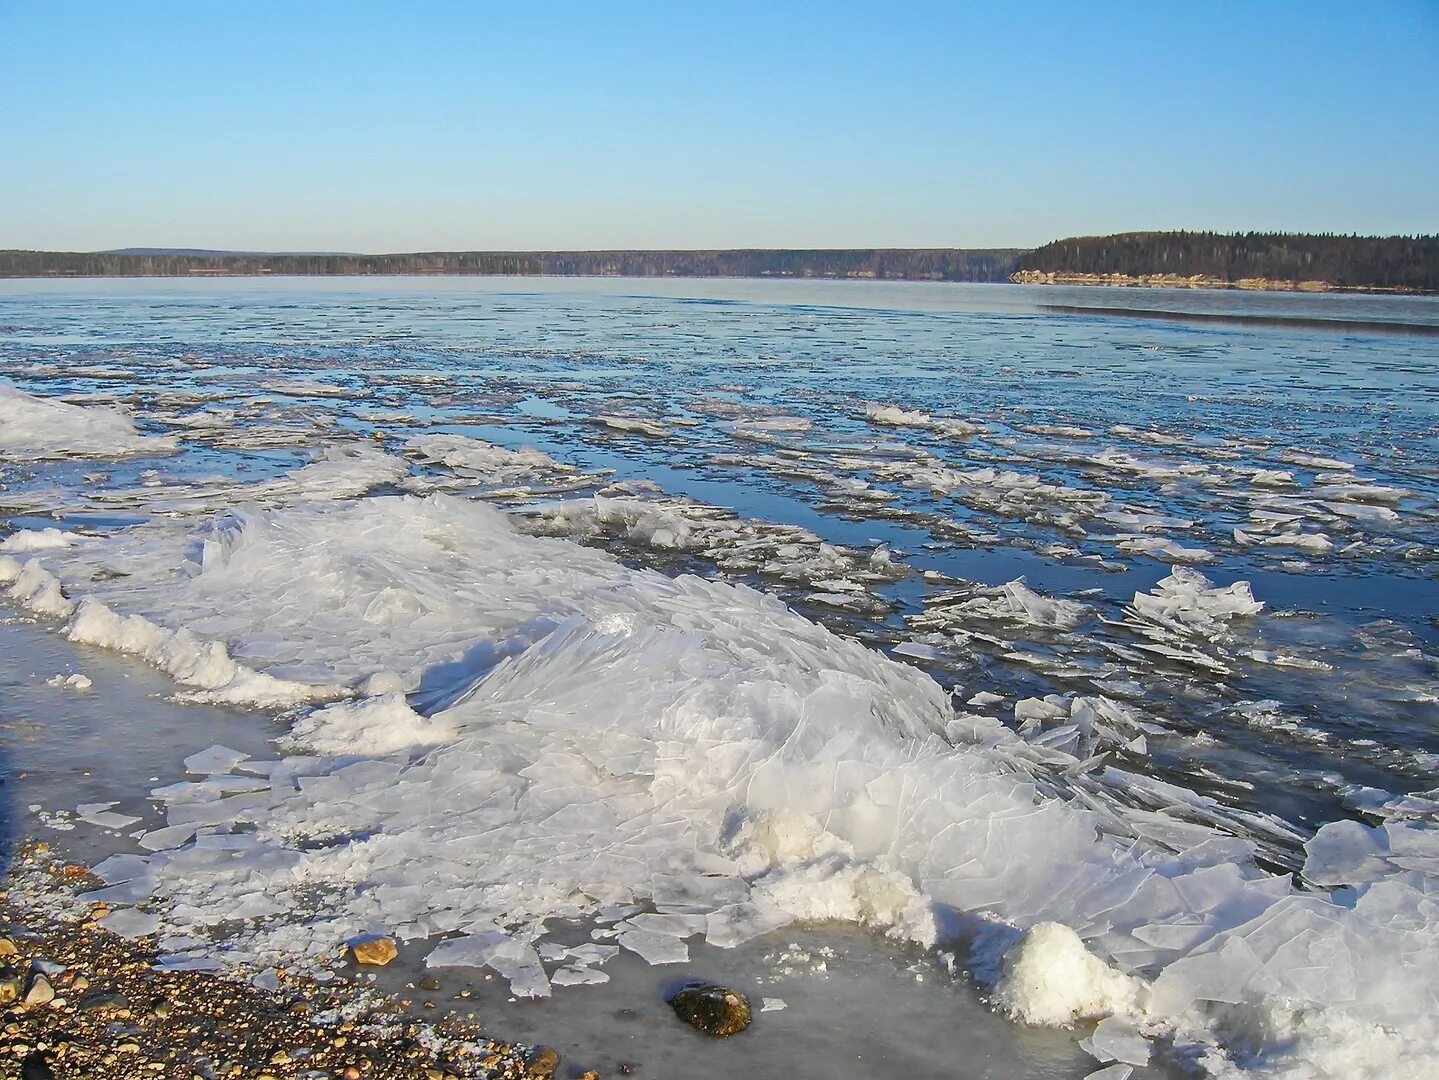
[527,1047,560,1078]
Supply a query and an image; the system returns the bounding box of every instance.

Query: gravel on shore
[0,840,585,1080]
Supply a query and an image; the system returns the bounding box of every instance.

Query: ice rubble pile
[917,578,1089,631]
[880,450,1110,535]
[863,403,982,438]
[401,434,605,498]
[525,493,905,608]
[0,383,178,459]
[86,444,409,517]
[1,492,1432,1075]
[1114,568,1264,676]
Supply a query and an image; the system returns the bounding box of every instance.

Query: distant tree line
[0,248,1025,282]
[0,250,541,277]
[1016,232,1439,292]
[528,248,1025,281]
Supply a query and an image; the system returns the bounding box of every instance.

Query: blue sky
[2,1,1435,251]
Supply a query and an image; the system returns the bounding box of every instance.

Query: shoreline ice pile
[1,471,1435,1076]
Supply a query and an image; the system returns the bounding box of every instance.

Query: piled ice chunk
[0,382,177,459]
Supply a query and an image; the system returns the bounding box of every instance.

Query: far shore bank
[2,270,1436,298]
[1009,269,1432,295]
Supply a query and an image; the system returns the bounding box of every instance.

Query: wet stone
[23,974,54,1007]
[669,983,753,1038]
[77,989,130,1013]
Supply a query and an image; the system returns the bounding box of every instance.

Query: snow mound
[0,528,80,553]
[991,921,1146,1026]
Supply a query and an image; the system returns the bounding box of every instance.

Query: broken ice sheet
[183,744,249,775]
[100,907,161,939]
[1078,1016,1151,1066]
[75,802,143,830]
[425,932,551,998]
[615,928,690,965]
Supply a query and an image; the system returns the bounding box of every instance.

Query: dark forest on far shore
[1017,232,1438,292]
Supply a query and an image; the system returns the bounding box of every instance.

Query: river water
[0,277,1436,1079]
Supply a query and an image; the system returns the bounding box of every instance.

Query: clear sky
[2,1,1436,252]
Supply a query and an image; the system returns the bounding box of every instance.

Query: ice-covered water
[1,277,1436,1079]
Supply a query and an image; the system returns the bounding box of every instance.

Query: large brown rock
[670,983,752,1037]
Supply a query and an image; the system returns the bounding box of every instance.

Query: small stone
[24,975,55,1007]
[118,1042,140,1053]
[419,976,440,992]
[152,998,172,1018]
[0,938,17,957]
[349,937,398,967]
[669,984,752,1038]
[71,975,89,991]
[0,967,22,1006]
[425,1070,443,1080]
[579,1073,600,1080]
[526,1048,560,1078]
